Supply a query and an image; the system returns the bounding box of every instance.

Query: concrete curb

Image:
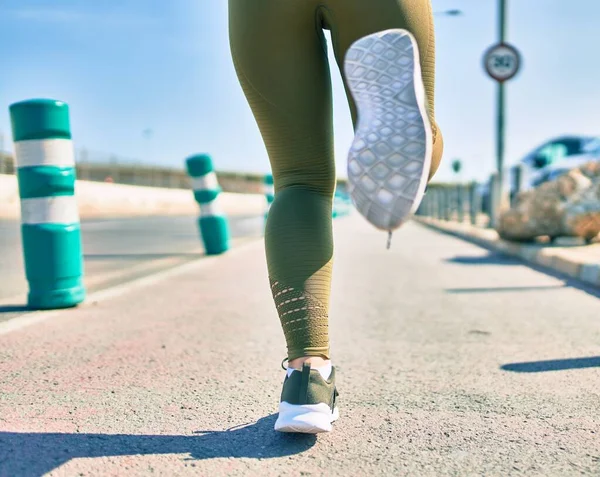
[414,217,600,288]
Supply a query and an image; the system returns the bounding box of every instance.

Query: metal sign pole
[483,0,520,228]
[494,0,507,228]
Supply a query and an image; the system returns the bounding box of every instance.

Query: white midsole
[274,401,339,433]
[400,30,433,215]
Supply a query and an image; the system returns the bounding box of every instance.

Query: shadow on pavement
[0,305,30,314]
[0,415,315,477]
[446,285,565,294]
[445,252,600,299]
[83,253,203,261]
[501,356,600,373]
[445,254,521,266]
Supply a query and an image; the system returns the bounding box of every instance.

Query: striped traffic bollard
[9,99,86,309]
[333,185,353,218]
[185,154,230,255]
[264,173,274,220]
[333,190,348,218]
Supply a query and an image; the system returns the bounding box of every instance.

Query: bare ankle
[288,356,329,370]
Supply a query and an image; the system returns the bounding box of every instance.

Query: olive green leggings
[229,0,442,361]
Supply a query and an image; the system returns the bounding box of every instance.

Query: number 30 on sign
[483,43,521,82]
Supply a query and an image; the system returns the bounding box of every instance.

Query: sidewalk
[0,216,599,476]
[415,217,600,288]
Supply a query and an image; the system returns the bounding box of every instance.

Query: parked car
[477,136,600,213]
[510,135,600,196]
[527,137,600,188]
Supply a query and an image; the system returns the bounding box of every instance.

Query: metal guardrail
[0,151,349,194]
[417,164,529,229]
[416,180,493,228]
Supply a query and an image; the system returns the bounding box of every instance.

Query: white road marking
[0,238,263,336]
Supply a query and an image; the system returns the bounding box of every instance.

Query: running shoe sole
[344,29,433,231]
[274,402,340,434]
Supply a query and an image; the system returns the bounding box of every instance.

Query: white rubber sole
[274,401,339,434]
[344,29,433,231]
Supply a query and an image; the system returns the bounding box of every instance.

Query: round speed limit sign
[483,43,521,82]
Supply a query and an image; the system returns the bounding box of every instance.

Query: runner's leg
[229,0,335,361]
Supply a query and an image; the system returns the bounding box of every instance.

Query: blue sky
[1,0,599,182]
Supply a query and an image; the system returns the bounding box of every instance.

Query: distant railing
[0,148,349,194]
[416,179,494,229]
[416,165,530,229]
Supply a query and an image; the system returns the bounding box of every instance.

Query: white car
[528,138,600,188]
[510,136,600,197]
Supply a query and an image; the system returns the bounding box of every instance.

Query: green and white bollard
[9,99,86,309]
[264,173,274,220]
[332,186,352,218]
[185,154,230,255]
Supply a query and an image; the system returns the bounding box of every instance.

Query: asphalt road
[0,214,264,309]
[0,216,599,476]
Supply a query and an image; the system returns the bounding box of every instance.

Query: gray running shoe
[345,28,433,232]
[274,362,339,434]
